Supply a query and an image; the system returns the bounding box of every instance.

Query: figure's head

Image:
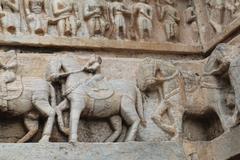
[89,54,102,65]
[30,0,44,14]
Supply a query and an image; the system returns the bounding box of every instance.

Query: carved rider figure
[83,0,109,38]
[52,0,80,37]
[132,0,153,41]
[0,51,17,106]
[110,0,131,40]
[0,0,21,34]
[24,0,48,36]
[157,0,180,42]
[83,54,105,90]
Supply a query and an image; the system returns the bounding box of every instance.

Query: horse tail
[136,87,146,127]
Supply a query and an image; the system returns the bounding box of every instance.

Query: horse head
[46,54,62,82]
[204,43,238,76]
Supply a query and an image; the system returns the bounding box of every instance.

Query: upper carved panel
[0,0,201,50]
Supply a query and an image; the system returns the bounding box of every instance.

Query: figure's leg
[17,114,39,143]
[57,19,65,36]
[151,101,177,135]
[69,16,77,36]
[56,99,70,135]
[121,96,140,141]
[104,115,122,142]
[169,105,183,141]
[165,24,171,40]
[229,61,240,124]
[69,94,86,143]
[33,97,55,143]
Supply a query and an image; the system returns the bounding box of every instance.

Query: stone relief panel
[0,43,239,144]
[0,0,201,46]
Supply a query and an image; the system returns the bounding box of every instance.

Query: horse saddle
[84,78,114,100]
[0,76,23,101]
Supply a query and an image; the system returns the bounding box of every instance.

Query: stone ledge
[0,34,202,54]
[0,142,187,160]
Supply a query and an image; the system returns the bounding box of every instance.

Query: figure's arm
[4,56,17,70]
[24,0,30,15]
[52,1,71,17]
[83,4,99,20]
[5,0,19,12]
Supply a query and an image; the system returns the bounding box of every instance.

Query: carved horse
[0,77,56,143]
[47,54,145,143]
[137,57,237,140]
[204,43,240,124]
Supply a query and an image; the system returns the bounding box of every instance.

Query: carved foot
[69,134,78,144]
[39,135,50,143]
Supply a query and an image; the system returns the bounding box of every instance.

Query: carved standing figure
[0,51,56,143]
[157,0,180,42]
[206,0,225,33]
[131,0,153,41]
[110,0,131,40]
[83,0,109,38]
[0,0,21,34]
[137,57,237,141]
[24,0,48,36]
[184,0,199,43]
[47,54,146,143]
[51,0,80,37]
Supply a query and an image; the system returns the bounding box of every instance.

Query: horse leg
[104,115,122,142]
[17,113,39,143]
[121,96,140,142]
[169,105,183,142]
[33,99,55,143]
[69,95,85,143]
[56,99,70,135]
[152,101,177,135]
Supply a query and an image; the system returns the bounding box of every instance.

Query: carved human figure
[206,0,225,33]
[110,0,131,40]
[51,0,80,37]
[131,0,153,41]
[24,0,48,36]
[157,0,180,42]
[0,51,17,100]
[83,0,109,38]
[0,0,21,34]
[184,0,199,43]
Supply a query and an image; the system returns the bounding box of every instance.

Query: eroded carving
[83,0,109,38]
[157,0,180,42]
[109,0,131,40]
[137,56,237,141]
[51,0,80,37]
[24,0,48,36]
[0,0,21,35]
[131,0,153,41]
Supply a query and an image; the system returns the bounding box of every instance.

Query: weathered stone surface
[0,142,186,160]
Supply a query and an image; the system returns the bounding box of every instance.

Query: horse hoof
[63,128,70,136]
[39,135,50,143]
